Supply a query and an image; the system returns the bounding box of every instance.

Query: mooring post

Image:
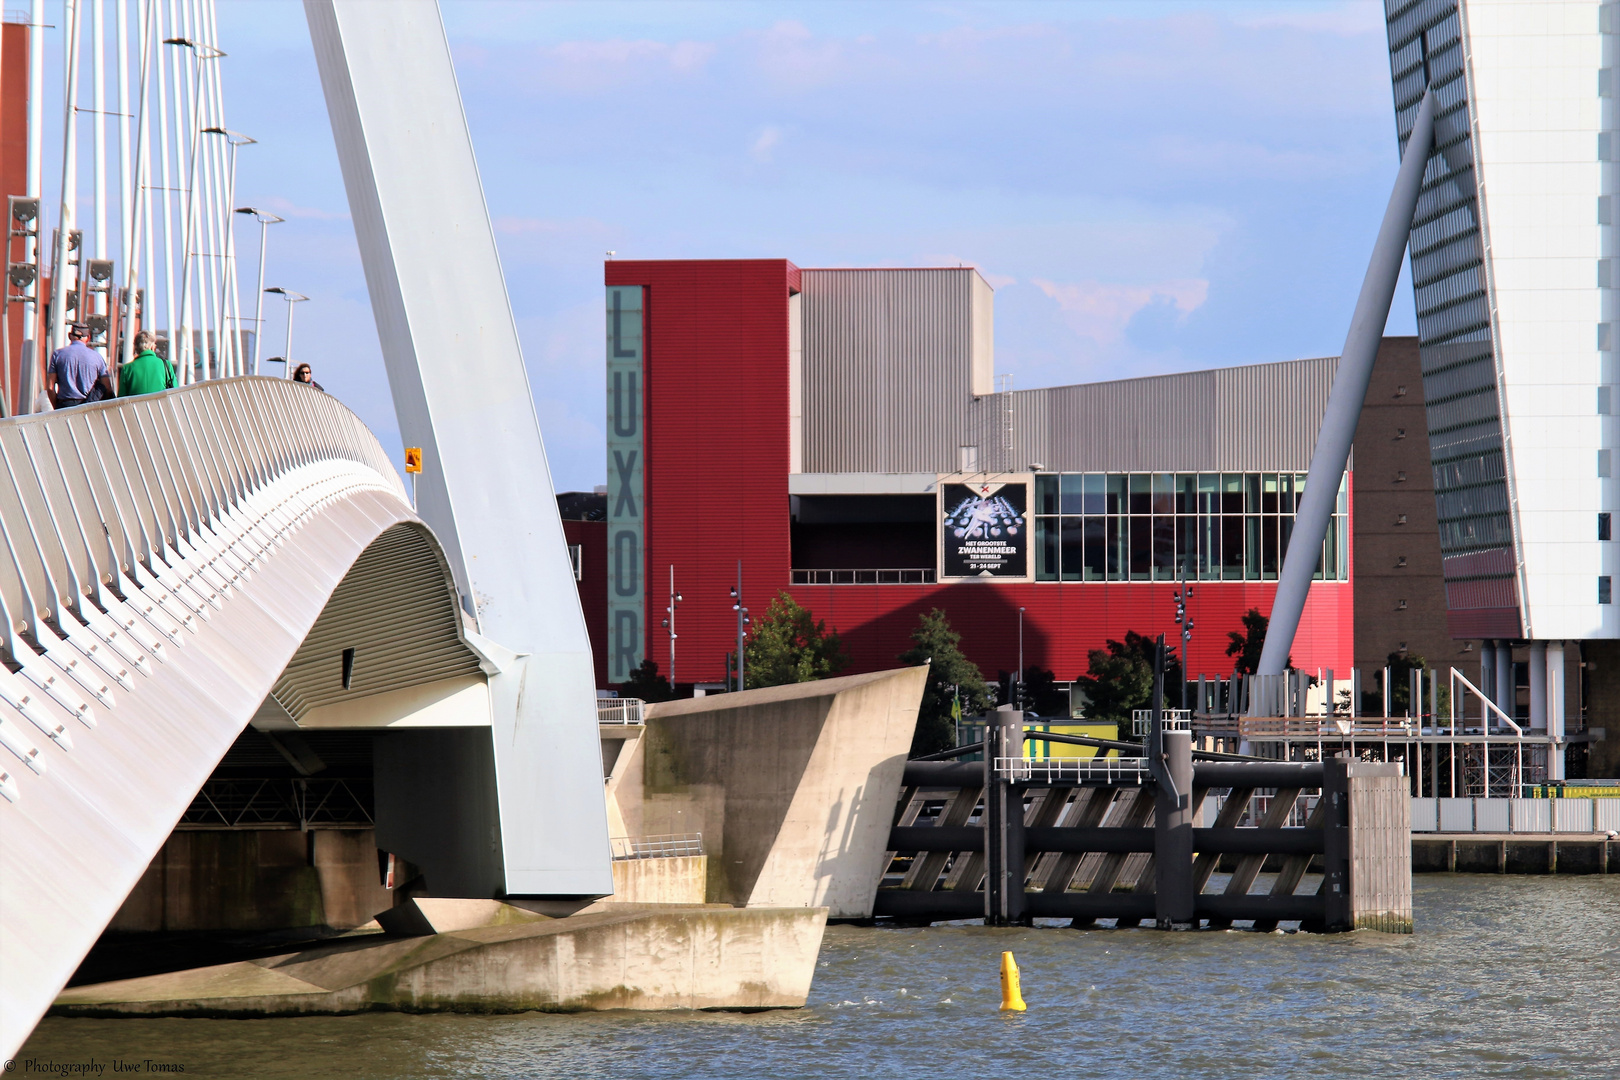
[984,710,1026,925]
[1152,639,1195,928]
[1321,755,1352,931]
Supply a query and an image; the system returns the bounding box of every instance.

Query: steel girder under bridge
[0,379,490,1049]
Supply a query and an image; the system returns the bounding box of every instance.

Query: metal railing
[791,568,936,585]
[609,832,704,860]
[1131,709,1190,736]
[1239,717,1419,739]
[994,755,1152,785]
[596,697,645,725]
[0,378,408,801]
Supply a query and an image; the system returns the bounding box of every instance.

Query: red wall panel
[787,579,1352,684]
[606,259,799,685]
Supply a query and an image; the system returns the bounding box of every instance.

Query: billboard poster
[606,286,645,682]
[941,481,1028,578]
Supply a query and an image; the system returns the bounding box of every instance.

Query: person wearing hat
[45,323,113,409]
[118,330,175,398]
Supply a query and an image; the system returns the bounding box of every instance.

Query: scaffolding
[1187,666,1586,798]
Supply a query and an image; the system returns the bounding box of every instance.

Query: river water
[20,876,1620,1079]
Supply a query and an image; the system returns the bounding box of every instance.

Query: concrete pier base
[52,904,827,1017]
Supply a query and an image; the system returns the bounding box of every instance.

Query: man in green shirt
[119,330,175,397]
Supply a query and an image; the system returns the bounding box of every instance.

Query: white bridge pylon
[0,379,471,1051]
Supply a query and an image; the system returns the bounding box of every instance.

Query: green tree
[742,592,849,689]
[1074,631,1178,724]
[620,658,674,703]
[898,608,992,757]
[1225,608,1289,675]
[1021,665,1069,717]
[1382,651,1448,717]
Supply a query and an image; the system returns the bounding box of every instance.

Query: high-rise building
[1385,0,1612,774]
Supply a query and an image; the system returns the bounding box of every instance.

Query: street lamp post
[235,208,283,375]
[660,566,682,687]
[163,35,226,382]
[1017,607,1025,711]
[729,561,749,693]
[200,129,255,377]
[1174,556,1195,712]
[263,286,308,376]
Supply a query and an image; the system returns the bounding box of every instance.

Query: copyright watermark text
[3,1061,185,1075]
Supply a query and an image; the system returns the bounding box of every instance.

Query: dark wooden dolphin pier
[875,681,1411,932]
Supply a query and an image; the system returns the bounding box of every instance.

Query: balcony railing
[791,568,936,585]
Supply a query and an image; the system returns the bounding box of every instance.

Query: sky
[196,0,1413,492]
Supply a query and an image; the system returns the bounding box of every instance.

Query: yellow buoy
[999,951,1026,1011]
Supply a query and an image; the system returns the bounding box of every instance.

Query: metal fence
[596,698,645,724]
[608,833,704,860]
[1131,709,1190,736]
[1412,797,1620,835]
[790,568,936,585]
[994,756,1152,785]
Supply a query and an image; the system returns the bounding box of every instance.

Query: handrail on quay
[609,833,704,860]
[597,697,646,724]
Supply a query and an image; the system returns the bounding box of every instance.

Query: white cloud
[751,125,784,163]
[1030,277,1209,346]
[511,36,717,93]
[746,20,851,89]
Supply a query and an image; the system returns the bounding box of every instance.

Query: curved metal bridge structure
[0,379,487,1045]
[2,0,615,1051]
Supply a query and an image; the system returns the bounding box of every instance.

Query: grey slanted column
[1258,87,1438,676]
[304,0,611,896]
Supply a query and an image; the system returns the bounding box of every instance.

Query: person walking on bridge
[292,362,325,392]
[45,324,113,409]
[118,331,176,398]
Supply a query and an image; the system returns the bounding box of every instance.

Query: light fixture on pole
[1017,607,1025,710]
[163,35,227,382]
[1174,556,1194,712]
[263,286,308,376]
[197,129,255,377]
[729,562,749,693]
[235,207,283,375]
[660,567,683,687]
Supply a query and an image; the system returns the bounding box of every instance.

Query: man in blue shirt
[46,324,113,408]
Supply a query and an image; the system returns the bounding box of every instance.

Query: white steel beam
[303,0,612,896]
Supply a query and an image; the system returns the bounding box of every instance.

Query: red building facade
[598,259,1353,693]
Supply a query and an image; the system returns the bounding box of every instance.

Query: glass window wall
[1032,472,1349,584]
